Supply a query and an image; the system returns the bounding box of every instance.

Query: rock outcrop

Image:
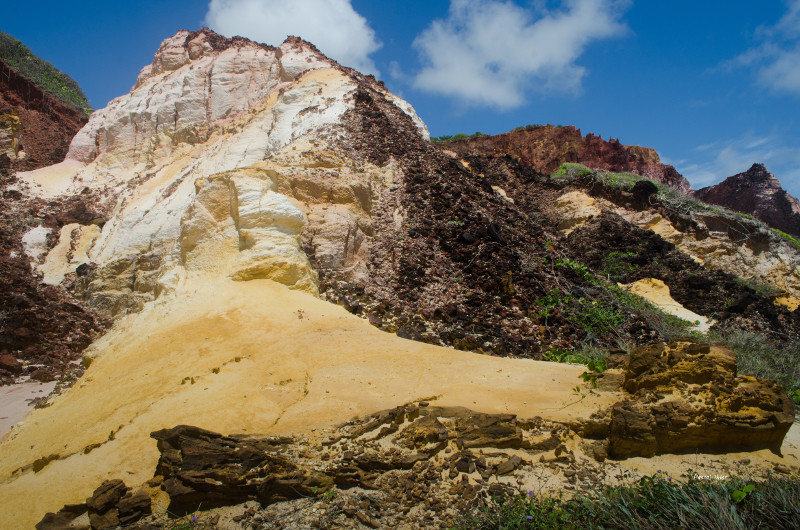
[608,340,795,458]
[15,28,427,318]
[2,26,800,530]
[0,160,108,387]
[694,163,800,238]
[40,381,797,528]
[443,125,692,192]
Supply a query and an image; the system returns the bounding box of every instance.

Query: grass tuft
[459,475,800,529]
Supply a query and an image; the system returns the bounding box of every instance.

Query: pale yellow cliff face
[0,277,618,529]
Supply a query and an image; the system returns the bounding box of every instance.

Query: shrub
[459,475,800,529]
[714,331,800,404]
[0,30,92,115]
[770,228,800,252]
[431,132,487,143]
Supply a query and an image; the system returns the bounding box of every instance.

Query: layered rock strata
[14,28,427,318]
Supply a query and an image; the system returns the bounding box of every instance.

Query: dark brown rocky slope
[314,90,800,360]
[694,163,800,238]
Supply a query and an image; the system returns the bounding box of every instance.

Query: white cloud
[205,0,381,74]
[673,132,800,196]
[412,0,629,109]
[730,0,800,94]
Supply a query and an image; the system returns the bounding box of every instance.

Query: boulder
[609,340,795,458]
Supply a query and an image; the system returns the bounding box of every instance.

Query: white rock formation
[15,28,427,316]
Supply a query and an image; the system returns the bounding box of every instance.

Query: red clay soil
[445,125,692,193]
[0,60,88,171]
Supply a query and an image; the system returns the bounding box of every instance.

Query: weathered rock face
[41,385,798,527]
[444,125,692,192]
[0,60,88,170]
[42,405,597,527]
[694,163,800,238]
[608,340,795,458]
[15,28,427,318]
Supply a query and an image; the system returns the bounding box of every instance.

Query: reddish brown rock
[694,163,800,238]
[0,60,88,171]
[0,353,22,374]
[444,125,692,192]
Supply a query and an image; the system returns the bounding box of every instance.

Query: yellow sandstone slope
[0,276,618,529]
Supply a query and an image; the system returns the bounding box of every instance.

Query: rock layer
[15,28,426,318]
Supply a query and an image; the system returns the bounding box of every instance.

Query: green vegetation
[732,277,783,299]
[548,162,760,221]
[598,250,639,278]
[545,344,608,387]
[458,475,800,529]
[0,30,92,115]
[573,297,624,337]
[770,228,800,252]
[714,331,800,405]
[554,257,592,280]
[550,162,640,190]
[512,124,545,132]
[431,132,487,143]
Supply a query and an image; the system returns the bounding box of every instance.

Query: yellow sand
[0,278,618,529]
[621,278,713,332]
[17,159,86,198]
[775,295,800,312]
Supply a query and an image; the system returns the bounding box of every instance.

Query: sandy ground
[0,381,56,440]
[0,278,620,529]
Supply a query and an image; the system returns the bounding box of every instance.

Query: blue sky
[3,1,799,196]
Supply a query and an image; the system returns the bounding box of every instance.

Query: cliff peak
[694,163,800,237]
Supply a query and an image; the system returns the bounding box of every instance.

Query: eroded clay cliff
[0,60,88,170]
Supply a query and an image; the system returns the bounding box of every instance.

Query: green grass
[770,228,800,252]
[548,163,769,225]
[713,331,800,405]
[458,475,800,529]
[0,31,92,115]
[431,132,487,143]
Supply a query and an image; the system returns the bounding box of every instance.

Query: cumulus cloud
[205,0,381,74]
[729,0,800,94]
[412,0,629,109]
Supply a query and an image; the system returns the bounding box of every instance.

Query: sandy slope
[0,278,618,529]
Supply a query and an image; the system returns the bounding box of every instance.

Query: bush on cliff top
[0,30,92,115]
[431,132,487,143]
